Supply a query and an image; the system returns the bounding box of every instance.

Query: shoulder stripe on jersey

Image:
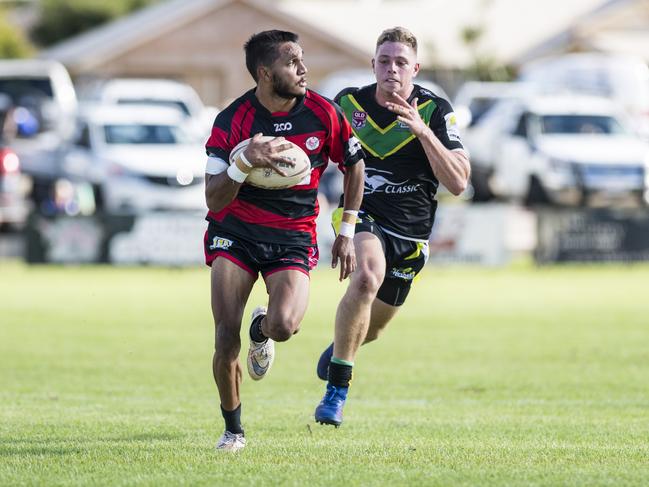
[230,100,255,146]
[304,93,334,133]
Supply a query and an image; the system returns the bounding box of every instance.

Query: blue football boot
[314,383,348,427]
[316,342,334,381]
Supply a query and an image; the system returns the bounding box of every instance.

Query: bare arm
[386,93,470,195]
[417,131,470,195]
[341,159,365,213]
[331,159,365,281]
[205,172,242,213]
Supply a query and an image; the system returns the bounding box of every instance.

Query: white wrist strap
[339,221,355,238]
[227,163,248,183]
[339,209,358,238]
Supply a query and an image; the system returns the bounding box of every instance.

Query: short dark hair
[376,27,418,53]
[244,30,299,82]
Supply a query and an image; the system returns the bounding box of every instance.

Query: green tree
[0,9,34,58]
[31,0,159,48]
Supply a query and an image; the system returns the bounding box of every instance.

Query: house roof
[42,0,633,71]
[40,0,370,71]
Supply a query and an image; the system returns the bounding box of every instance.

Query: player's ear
[371,58,376,73]
[413,62,420,77]
[258,66,271,82]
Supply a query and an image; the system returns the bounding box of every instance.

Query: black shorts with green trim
[331,209,429,306]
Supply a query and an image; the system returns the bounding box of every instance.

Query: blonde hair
[376,27,418,53]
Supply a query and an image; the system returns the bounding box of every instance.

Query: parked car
[487,95,649,207]
[61,104,207,214]
[453,81,536,128]
[519,53,649,138]
[78,78,217,137]
[0,93,29,229]
[454,82,537,201]
[0,59,77,141]
[0,143,29,229]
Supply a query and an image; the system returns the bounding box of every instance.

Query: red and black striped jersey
[205,89,364,246]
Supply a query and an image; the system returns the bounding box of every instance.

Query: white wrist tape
[227,163,249,183]
[339,221,355,238]
[343,210,359,218]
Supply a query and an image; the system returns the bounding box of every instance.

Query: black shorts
[204,222,319,278]
[334,209,429,307]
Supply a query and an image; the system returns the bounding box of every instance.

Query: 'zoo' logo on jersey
[209,236,233,250]
[274,122,293,132]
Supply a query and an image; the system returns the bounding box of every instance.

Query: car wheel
[524,175,549,207]
[470,168,494,202]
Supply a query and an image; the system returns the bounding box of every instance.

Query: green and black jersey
[335,83,465,241]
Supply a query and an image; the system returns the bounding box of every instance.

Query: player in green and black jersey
[315,27,471,427]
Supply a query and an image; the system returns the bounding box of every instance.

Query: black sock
[221,403,244,435]
[328,361,353,388]
[249,313,267,343]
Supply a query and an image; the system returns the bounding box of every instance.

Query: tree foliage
[31,0,159,48]
[0,9,34,58]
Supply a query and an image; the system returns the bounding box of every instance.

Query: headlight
[546,157,576,187]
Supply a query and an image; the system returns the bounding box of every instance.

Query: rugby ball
[229,136,311,189]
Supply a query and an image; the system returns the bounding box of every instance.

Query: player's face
[269,42,308,99]
[372,41,420,97]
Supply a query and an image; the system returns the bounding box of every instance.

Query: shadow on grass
[0,432,182,457]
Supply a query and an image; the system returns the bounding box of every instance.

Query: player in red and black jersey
[204,30,365,451]
[313,27,471,427]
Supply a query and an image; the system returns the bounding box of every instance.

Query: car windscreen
[0,78,54,103]
[116,99,191,116]
[538,115,626,135]
[104,124,193,144]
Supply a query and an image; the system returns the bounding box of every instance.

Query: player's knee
[352,268,382,297]
[214,324,241,360]
[265,313,300,342]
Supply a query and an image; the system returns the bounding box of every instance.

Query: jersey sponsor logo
[305,136,320,150]
[209,236,233,250]
[274,122,293,132]
[352,110,367,129]
[364,168,421,195]
[389,266,416,281]
[444,112,462,142]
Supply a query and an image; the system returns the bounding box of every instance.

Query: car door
[493,111,534,200]
[62,122,97,183]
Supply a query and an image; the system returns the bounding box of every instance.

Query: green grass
[1,261,649,486]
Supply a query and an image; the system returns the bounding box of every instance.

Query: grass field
[2,261,649,486]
